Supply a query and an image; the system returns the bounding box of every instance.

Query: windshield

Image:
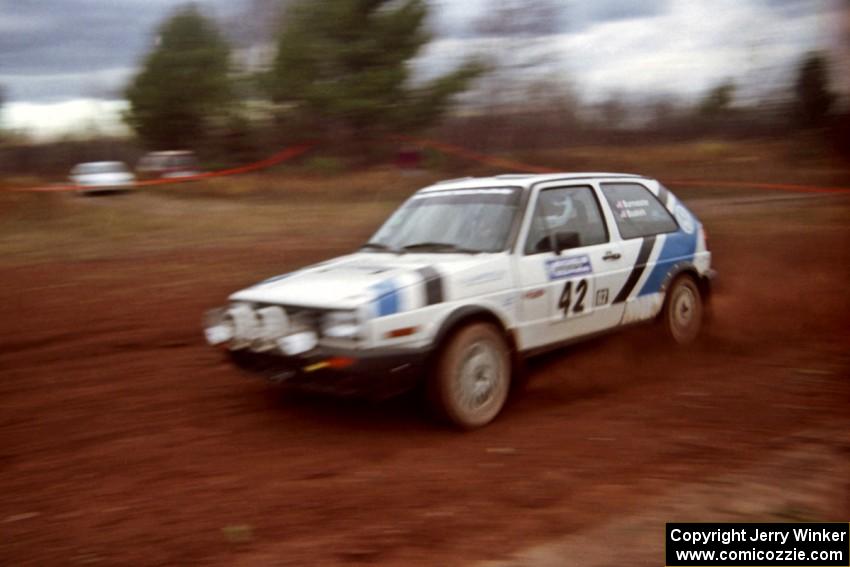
[367,187,521,253]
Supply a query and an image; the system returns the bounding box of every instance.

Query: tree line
[122,1,846,160]
[124,1,483,157]
[1,0,845,169]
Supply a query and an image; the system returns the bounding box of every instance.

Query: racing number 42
[558,278,588,317]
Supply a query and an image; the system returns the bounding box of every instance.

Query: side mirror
[553,231,580,254]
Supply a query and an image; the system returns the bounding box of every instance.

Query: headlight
[204,308,234,345]
[225,304,260,349]
[253,306,289,351]
[204,303,258,348]
[321,311,360,339]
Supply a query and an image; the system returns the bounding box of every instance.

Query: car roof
[143,150,194,156]
[419,172,652,192]
[74,161,127,169]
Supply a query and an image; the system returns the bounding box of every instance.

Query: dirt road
[1,193,848,566]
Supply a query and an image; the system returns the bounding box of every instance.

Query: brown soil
[1,193,848,566]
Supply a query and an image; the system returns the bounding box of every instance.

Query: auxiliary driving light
[321,311,361,339]
[252,306,289,351]
[227,304,259,349]
[277,331,318,356]
[203,308,234,346]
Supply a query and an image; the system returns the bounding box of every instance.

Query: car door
[514,183,627,351]
[598,181,683,325]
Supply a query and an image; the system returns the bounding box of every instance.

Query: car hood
[229,252,513,314]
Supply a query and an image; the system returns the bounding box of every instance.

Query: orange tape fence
[402,136,850,195]
[9,136,850,195]
[13,142,317,193]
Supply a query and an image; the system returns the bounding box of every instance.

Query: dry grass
[0,170,426,265]
[149,167,444,202]
[521,138,850,195]
[1,140,847,266]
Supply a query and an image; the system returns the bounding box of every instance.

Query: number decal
[558,281,572,316]
[574,279,587,313]
[559,278,590,318]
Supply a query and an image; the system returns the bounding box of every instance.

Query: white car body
[136,151,200,179]
[206,173,713,403]
[70,161,135,193]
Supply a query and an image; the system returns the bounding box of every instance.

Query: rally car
[69,161,135,194]
[204,173,714,428]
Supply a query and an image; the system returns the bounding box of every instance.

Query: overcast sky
[0,0,845,138]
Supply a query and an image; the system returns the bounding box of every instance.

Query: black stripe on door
[416,266,444,305]
[612,235,656,304]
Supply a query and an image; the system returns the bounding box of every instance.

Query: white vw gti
[205,173,714,428]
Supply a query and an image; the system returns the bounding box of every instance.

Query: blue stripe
[371,279,400,317]
[638,229,697,296]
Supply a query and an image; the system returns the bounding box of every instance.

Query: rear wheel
[430,323,511,429]
[663,275,703,345]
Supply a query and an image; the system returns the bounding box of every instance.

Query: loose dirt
[1,193,848,566]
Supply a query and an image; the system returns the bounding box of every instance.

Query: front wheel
[663,275,703,345]
[430,323,511,429]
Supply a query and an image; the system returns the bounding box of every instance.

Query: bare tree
[474,0,563,111]
[462,0,568,148]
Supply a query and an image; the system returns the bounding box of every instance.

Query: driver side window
[524,186,608,254]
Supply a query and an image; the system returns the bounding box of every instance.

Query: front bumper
[227,345,429,399]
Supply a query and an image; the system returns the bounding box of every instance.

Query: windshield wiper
[400,242,481,254]
[359,242,399,253]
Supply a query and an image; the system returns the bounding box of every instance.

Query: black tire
[663,275,703,345]
[429,322,512,429]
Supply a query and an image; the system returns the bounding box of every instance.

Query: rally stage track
[1,191,848,566]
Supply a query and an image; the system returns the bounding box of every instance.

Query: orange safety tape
[402,136,850,195]
[12,141,317,193]
[11,136,850,195]
[664,179,850,194]
[397,136,557,174]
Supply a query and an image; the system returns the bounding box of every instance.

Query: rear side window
[601,183,678,240]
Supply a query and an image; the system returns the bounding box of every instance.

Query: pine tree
[266,0,482,141]
[793,52,835,129]
[125,5,232,149]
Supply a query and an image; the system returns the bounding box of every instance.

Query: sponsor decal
[617,198,650,208]
[615,198,650,219]
[545,254,592,280]
[674,204,695,234]
[595,288,609,306]
[619,208,647,219]
[524,288,545,299]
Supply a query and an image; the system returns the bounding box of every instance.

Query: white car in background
[69,161,135,194]
[136,150,200,179]
[205,173,715,429]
